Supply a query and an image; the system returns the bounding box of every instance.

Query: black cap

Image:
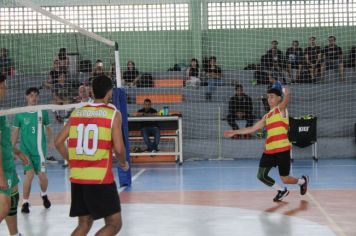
[267,88,282,97]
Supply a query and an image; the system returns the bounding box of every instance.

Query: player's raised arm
[224,116,266,138]
[112,111,129,171]
[279,86,290,112]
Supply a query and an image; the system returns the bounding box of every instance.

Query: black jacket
[228,94,253,116]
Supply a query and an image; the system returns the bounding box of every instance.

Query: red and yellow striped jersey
[264,107,291,154]
[68,103,116,184]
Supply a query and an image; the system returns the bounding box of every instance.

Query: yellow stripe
[266,114,289,125]
[265,140,291,150]
[70,167,106,180]
[268,127,288,136]
[68,148,110,161]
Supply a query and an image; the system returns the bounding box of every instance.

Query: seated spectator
[52,72,76,105]
[322,35,344,81]
[349,45,356,71]
[57,48,70,73]
[205,56,223,101]
[185,58,200,87]
[0,48,14,76]
[266,40,286,72]
[286,40,303,82]
[44,59,62,89]
[109,63,117,86]
[304,36,322,80]
[227,84,254,137]
[136,99,160,152]
[123,60,139,87]
[92,59,106,77]
[76,85,94,103]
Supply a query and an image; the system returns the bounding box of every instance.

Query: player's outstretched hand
[224,130,236,138]
[119,161,130,171]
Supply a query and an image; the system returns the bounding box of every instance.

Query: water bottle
[163,106,169,116]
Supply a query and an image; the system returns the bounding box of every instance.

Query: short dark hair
[25,87,40,96]
[328,35,336,41]
[309,36,316,40]
[92,75,113,99]
[235,84,243,90]
[0,74,6,83]
[271,40,278,44]
[267,88,282,97]
[293,40,299,45]
[144,98,151,103]
[209,56,217,61]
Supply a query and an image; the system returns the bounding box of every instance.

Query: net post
[114,42,122,88]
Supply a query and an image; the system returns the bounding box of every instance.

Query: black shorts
[70,182,121,220]
[259,150,291,176]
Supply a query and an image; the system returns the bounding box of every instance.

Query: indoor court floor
[0,158,355,236]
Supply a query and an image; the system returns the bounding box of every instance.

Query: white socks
[41,191,47,197]
[297,178,306,185]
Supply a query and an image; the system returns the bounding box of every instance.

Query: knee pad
[8,191,19,216]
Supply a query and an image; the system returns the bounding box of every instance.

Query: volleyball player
[55,75,129,236]
[224,87,309,201]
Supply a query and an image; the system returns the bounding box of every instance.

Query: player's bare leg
[72,215,93,236]
[95,212,122,236]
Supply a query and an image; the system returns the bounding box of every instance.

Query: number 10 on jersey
[76,124,99,155]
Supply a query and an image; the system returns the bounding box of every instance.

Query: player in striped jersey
[12,87,53,214]
[225,87,308,202]
[0,74,23,236]
[55,75,129,236]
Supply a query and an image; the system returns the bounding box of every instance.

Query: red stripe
[70,178,114,185]
[70,117,112,128]
[266,108,280,119]
[264,145,291,154]
[86,104,115,110]
[266,121,288,131]
[266,134,289,144]
[69,159,109,168]
[68,139,112,149]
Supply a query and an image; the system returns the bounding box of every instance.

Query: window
[0,3,189,34]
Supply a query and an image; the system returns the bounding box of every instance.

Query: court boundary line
[307,192,346,236]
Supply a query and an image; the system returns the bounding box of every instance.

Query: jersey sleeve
[13,114,21,128]
[43,110,50,126]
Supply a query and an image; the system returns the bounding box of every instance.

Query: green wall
[1,27,355,75]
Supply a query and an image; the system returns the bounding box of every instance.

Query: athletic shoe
[42,195,51,209]
[46,156,58,164]
[21,202,30,214]
[300,175,309,195]
[273,188,290,202]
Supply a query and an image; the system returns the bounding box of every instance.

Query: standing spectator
[205,56,223,101]
[123,60,139,87]
[136,99,160,152]
[286,40,303,82]
[304,36,322,80]
[0,48,14,76]
[186,58,200,87]
[322,35,344,81]
[227,84,254,135]
[57,48,70,73]
[12,87,53,214]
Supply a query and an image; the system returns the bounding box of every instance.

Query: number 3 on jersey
[76,124,99,155]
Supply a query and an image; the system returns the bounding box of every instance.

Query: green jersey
[0,116,15,172]
[13,110,50,157]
